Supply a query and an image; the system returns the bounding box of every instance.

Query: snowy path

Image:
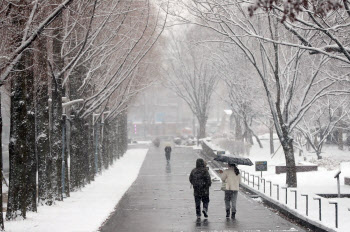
[100,146,305,232]
[4,148,148,232]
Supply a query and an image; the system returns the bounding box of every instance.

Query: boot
[231,212,236,219]
[226,209,230,218]
[202,209,208,218]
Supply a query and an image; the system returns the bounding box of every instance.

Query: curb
[239,182,337,232]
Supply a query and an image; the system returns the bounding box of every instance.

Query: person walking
[219,163,241,219]
[189,158,212,219]
[164,145,172,162]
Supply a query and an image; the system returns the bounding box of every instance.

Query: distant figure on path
[164,145,172,162]
[219,163,241,219]
[189,158,212,219]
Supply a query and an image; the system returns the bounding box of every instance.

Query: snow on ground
[209,137,350,232]
[4,149,148,232]
[130,140,152,145]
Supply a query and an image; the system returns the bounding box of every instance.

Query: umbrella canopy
[214,154,253,166]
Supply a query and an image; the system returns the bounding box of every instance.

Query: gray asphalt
[99,145,306,232]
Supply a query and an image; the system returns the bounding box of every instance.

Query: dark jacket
[165,146,172,153]
[189,159,212,197]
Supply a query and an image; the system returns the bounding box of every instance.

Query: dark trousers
[165,152,171,161]
[194,195,209,216]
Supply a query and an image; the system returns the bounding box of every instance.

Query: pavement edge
[239,182,337,232]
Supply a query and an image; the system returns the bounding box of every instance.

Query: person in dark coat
[189,158,212,219]
[164,145,172,162]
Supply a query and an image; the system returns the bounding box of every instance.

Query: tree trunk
[269,120,274,154]
[235,116,243,141]
[338,128,344,150]
[25,48,36,212]
[50,12,64,201]
[316,150,322,160]
[198,115,207,139]
[35,36,50,205]
[7,53,29,219]
[0,89,4,229]
[69,117,78,190]
[281,137,297,187]
[88,116,95,181]
[6,0,31,220]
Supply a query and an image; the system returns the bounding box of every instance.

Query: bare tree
[297,96,350,159]
[172,0,348,187]
[165,36,220,138]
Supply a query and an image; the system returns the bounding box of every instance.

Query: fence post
[250,174,255,187]
[267,181,272,196]
[301,194,308,216]
[274,184,279,200]
[282,187,288,204]
[313,197,322,221]
[290,189,297,209]
[261,178,265,193]
[329,202,338,228]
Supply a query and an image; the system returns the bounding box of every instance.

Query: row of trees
[0,0,166,229]
[166,0,350,187]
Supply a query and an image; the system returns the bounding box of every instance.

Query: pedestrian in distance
[218,163,241,219]
[164,145,172,163]
[189,158,212,220]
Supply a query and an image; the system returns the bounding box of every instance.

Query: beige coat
[220,167,241,191]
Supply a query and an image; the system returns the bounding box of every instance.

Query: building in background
[128,84,194,140]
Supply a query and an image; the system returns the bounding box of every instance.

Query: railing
[200,138,347,230]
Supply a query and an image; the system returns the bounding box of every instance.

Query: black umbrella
[214,154,253,166]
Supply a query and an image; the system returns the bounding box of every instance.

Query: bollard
[313,197,322,221]
[290,189,297,209]
[267,181,272,196]
[301,194,308,216]
[273,184,279,200]
[329,202,338,228]
[281,187,288,204]
[261,178,265,193]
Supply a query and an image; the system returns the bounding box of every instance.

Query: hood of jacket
[196,158,205,168]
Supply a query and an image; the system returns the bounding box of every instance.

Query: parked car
[174,137,182,145]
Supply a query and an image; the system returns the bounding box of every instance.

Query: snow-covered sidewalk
[4,148,148,232]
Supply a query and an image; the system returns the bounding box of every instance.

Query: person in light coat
[219,163,241,219]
